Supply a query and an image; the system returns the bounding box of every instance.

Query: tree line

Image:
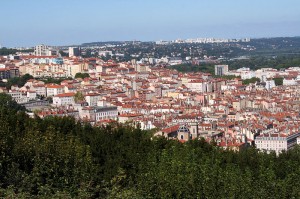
[169,54,300,76]
[0,48,33,56]
[1,74,83,90]
[0,93,300,198]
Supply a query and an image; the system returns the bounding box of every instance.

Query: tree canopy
[167,63,215,74]
[74,91,84,103]
[0,48,33,56]
[75,73,90,79]
[5,74,33,89]
[273,77,284,86]
[1,93,300,198]
[242,77,260,85]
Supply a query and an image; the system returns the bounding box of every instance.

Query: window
[181,135,183,140]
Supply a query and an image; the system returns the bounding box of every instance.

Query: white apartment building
[80,106,118,122]
[45,84,64,97]
[84,93,102,106]
[99,51,112,57]
[255,131,300,155]
[185,80,205,92]
[53,92,75,106]
[34,44,58,56]
[27,91,37,100]
[255,68,278,80]
[69,47,80,57]
[265,79,276,90]
[8,91,25,103]
[8,90,34,104]
[283,78,297,86]
[241,71,256,80]
[94,106,118,121]
[34,44,50,56]
[32,84,46,96]
[215,65,228,76]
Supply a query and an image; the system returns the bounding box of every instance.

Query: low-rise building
[45,84,64,97]
[53,92,75,106]
[255,132,300,155]
[81,106,118,122]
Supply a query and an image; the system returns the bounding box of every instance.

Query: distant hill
[249,37,300,53]
[81,41,140,47]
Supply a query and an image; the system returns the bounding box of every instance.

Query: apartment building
[215,65,228,76]
[69,47,80,57]
[81,106,118,122]
[45,84,64,97]
[53,92,75,106]
[255,131,300,155]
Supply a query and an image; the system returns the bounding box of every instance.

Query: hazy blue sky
[1,0,300,47]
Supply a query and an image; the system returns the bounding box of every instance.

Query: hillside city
[1,39,300,155]
[3,0,300,197]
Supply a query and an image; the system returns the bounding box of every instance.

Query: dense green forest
[167,63,215,74]
[0,47,33,55]
[225,55,300,70]
[1,93,300,198]
[169,54,300,75]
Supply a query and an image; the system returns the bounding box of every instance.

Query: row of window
[256,141,285,143]
[96,111,117,116]
[257,144,285,148]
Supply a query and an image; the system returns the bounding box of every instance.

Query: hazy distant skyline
[1,0,300,47]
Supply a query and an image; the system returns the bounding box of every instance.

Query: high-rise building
[69,47,80,57]
[214,65,228,76]
[34,44,49,56]
[34,44,58,56]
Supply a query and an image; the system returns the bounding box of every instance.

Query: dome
[177,125,190,133]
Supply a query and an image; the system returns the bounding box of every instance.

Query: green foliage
[75,73,90,79]
[6,74,33,89]
[59,50,68,57]
[225,55,300,71]
[2,94,300,198]
[0,47,33,56]
[0,93,25,112]
[3,74,72,89]
[215,75,241,80]
[37,77,73,84]
[273,77,284,86]
[168,63,215,74]
[74,91,84,103]
[242,77,260,85]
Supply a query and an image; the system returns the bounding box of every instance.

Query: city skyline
[1,0,300,47]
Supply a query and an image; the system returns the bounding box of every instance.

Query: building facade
[34,44,50,56]
[215,65,229,76]
[255,132,300,155]
[69,47,80,57]
[53,93,75,106]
